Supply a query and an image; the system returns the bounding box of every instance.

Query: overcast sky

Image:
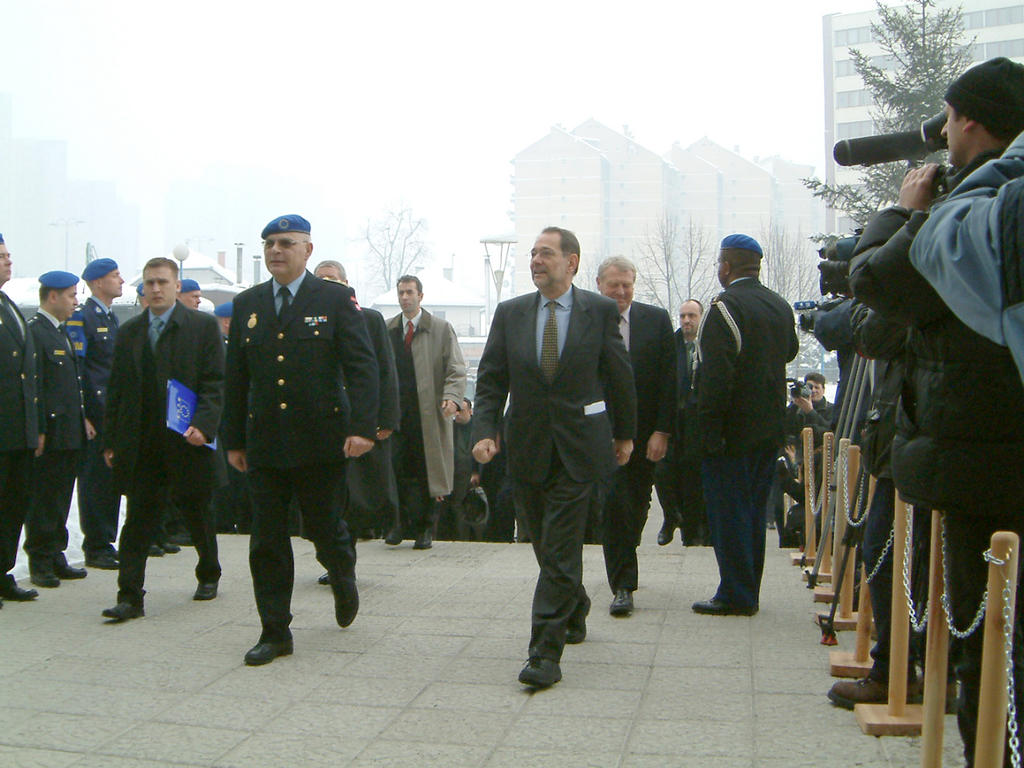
[2,0,874,287]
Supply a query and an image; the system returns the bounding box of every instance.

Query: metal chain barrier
[901,502,928,633]
[939,518,988,640]
[865,525,894,584]
[845,466,870,528]
[987,548,1021,768]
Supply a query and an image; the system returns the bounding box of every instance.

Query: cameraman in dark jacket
[849,58,1024,764]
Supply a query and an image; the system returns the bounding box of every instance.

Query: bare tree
[364,206,431,294]
[758,221,819,306]
[635,213,715,313]
[677,218,716,306]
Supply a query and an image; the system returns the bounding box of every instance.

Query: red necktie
[404,320,414,351]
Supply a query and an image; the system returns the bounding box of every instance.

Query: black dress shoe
[566,598,590,645]
[691,598,757,616]
[193,582,218,601]
[657,523,676,546]
[609,588,634,617]
[412,529,433,550]
[244,639,294,666]
[147,544,165,557]
[85,552,119,570]
[160,541,182,554]
[331,576,359,627]
[317,572,331,586]
[102,602,144,621]
[384,528,402,546]
[1,583,39,601]
[54,562,87,580]
[30,572,60,588]
[518,657,562,688]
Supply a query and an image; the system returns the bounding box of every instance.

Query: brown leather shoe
[827,676,923,710]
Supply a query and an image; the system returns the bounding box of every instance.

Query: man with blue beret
[0,233,44,605]
[224,214,379,665]
[692,234,798,616]
[24,271,91,588]
[179,278,202,310]
[74,257,124,570]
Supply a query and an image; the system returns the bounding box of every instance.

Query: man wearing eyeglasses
[223,215,379,666]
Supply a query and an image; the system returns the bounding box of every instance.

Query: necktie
[108,310,119,330]
[149,316,164,351]
[619,315,629,351]
[540,300,559,382]
[404,320,414,351]
[59,323,73,354]
[278,286,292,319]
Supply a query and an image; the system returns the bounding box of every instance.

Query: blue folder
[167,378,216,449]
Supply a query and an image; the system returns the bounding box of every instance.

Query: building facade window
[836,120,875,139]
[988,5,1024,26]
[987,38,1024,57]
[836,89,873,108]
[835,26,872,46]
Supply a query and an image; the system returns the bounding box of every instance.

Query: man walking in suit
[386,275,466,549]
[70,258,124,570]
[595,256,675,617]
[472,226,636,688]
[692,235,798,616]
[100,257,224,621]
[0,233,43,606]
[24,271,91,588]
[224,215,378,666]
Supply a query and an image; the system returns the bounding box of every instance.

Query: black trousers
[24,448,80,570]
[602,455,655,593]
[78,428,121,556]
[391,429,437,535]
[346,437,398,534]
[0,449,33,589]
[248,462,355,644]
[116,467,220,607]
[514,453,595,662]
[653,434,707,545]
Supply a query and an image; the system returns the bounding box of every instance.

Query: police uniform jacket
[223,273,379,469]
[471,287,636,484]
[695,278,799,456]
[102,302,224,495]
[27,313,85,452]
[0,291,40,451]
[70,297,118,429]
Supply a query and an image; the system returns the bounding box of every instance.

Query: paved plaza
[2,511,965,767]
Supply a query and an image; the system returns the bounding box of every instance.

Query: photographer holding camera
[848,57,1024,765]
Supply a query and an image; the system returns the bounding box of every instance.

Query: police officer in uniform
[69,258,124,570]
[0,233,43,605]
[24,271,91,587]
[224,215,379,666]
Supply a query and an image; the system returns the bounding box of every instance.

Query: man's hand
[473,438,498,464]
[103,448,115,468]
[227,449,248,473]
[344,435,374,458]
[441,399,458,419]
[898,163,940,211]
[469,472,481,488]
[646,432,669,463]
[614,439,633,466]
[792,395,813,414]
[35,434,45,457]
[375,427,393,441]
[84,418,97,440]
[183,426,208,447]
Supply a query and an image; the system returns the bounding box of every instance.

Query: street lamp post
[480,235,516,332]
[50,218,85,271]
[172,243,190,280]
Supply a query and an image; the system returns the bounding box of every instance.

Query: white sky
[1,0,875,284]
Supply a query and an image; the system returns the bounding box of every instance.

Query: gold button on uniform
[277,332,284,340]
[280,402,287,410]
[277,379,285,386]
[277,355,284,362]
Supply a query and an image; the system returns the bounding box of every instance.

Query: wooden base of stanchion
[802,569,831,584]
[854,702,923,735]
[817,611,858,631]
[829,650,871,678]
[791,552,807,566]
[813,585,834,603]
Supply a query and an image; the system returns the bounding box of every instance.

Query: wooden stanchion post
[804,431,834,584]
[974,531,1020,768]
[793,426,816,566]
[831,475,877,677]
[919,511,950,768]
[815,439,851,604]
[856,491,923,735]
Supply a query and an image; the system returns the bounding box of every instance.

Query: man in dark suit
[100,257,224,621]
[0,233,43,606]
[595,256,675,617]
[69,258,124,570]
[24,271,91,588]
[472,226,636,688]
[654,299,707,547]
[692,234,798,616]
[224,215,378,666]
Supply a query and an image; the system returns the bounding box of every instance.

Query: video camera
[833,112,947,168]
[786,377,813,400]
[794,296,847,334]
[814,233,860,298]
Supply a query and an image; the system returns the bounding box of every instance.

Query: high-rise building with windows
[823,1,1024,232]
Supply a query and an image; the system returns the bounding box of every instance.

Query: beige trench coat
[387,309,467,497]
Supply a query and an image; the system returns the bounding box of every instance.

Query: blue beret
[39,270,80,289]
[136,283,145,297]
[720,234,763,257]
[0,233,4,244]
[82,258,119,281]
[213,301,233,318]
[179,278,201,293]
[261,214,311,240]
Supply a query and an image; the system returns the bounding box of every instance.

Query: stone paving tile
[151,692,290,732]
[92,722,248,764]
[627,718,754,758]
[522,686,644,718]
[263,701,400,741]
[307,674,428,707]
[621,755,754,768]
[409,681,529,714]
[501,713,631,753]
[70,757,207,768]
[0,743,82,768]
[214,732,368,768]
[484,746,619,767]
[383,708,514,746]
[0,711,134,754]
[349,739,490,768]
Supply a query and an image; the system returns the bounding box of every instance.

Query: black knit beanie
[945,57,1024,138]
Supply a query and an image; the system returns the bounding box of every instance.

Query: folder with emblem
[167,378,216,449]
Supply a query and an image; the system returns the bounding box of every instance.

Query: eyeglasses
[263,238,309,250]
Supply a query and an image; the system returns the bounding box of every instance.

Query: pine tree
[806,0,975,228]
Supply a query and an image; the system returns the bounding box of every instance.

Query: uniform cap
[179,278,201,293]
[720,234,763,257]
[82,258,119,281]
[39,270,80,289]
[260,214,311,240]
[213,301,233,318]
